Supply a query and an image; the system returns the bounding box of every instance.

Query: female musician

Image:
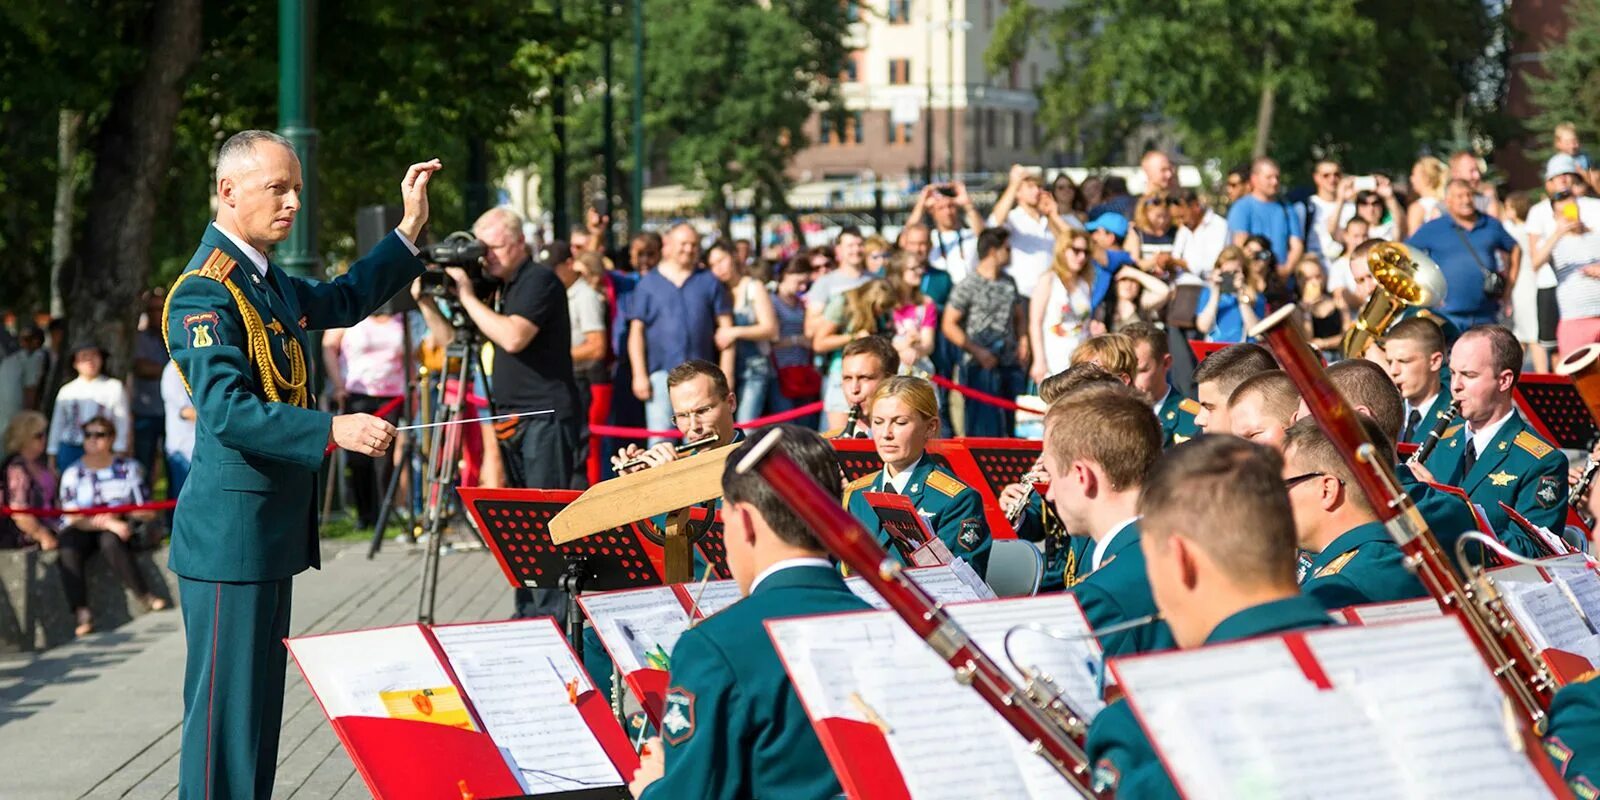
[844,376,991,577]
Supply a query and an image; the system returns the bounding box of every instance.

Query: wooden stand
[549,446,738,583]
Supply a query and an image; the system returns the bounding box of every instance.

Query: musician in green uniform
[1191,343,1276,434]
[1086,436,1338,797]
[1386,317,1455,445]
[1545,671,1600,798]
[1123,322,1199,446]
[844,376,991,576]
[1418,325,1566,555]
[1042,383,1175,658]
[1347,238,1461,350]
[629,426,871,800]
[164,131,439,799]
[1225,370,1297,449]
[1283,418,1428,608]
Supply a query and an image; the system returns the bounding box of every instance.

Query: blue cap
[1546,153,1583,181]
[1086,212,1130,238]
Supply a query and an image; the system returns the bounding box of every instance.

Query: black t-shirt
[493,258,579,420]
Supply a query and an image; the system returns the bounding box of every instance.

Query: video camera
[417,231,499,300]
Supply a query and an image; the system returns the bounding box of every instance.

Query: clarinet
[1574,461,1599,525]
[1251,305,1556,732]
[838,404,862,439]
[736,432,1101,798]
[614,435,719,473]
[1408,400,1461,466]
[1004,470,1047,532]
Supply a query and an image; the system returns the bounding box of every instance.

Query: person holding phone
[1527,154,1600,355]
[1195,246,1267,343]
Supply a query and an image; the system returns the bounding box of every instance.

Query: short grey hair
[472,206,526,240]
[216,130,295,183]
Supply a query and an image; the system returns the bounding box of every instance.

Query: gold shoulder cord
[162,252,309,408]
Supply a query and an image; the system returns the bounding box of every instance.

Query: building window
[1012,111,1023,148]
[824,112,864,147]
[889,58,911,85]
[846,0,860,22]
[889,121,915,145]
[986,109,997,147]
[819,115,833,145]
[851,111,864,144]
[840,54,859,83]
[984,0,992,27]
[888,0,911,24]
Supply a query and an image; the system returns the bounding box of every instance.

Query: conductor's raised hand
[331,413,398,457]
[397,159,444,242]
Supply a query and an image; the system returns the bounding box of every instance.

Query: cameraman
[415,207,580,618]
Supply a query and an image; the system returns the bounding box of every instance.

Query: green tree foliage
[988,0,1503,173]
[1529,0,1600,161]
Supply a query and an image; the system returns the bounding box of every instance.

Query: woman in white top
[1030,229,1097,382]
[1405,156,1448,236]
[47,344,130,471]
[1503,192,1554,372]
[708,240,778,422]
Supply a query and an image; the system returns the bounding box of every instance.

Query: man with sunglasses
[1306,159,1348,260]
[1282,417,1427,609]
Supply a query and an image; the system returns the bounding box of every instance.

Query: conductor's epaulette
[1514,431,1554,460]
[197,248,237,282]
[925,470,964,498]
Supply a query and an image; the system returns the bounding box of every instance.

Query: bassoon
[1408,400,1461,466]
[736,431,1101,798]
[1251,305,1556,731]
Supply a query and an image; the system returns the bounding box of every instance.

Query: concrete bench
[0,545,177,654]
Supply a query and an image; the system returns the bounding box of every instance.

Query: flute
[1408,400,1461,466]
[614,435,719,473]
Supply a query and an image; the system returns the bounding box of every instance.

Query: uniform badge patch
[1488,471,1516,487]
[183,312,219,348]
[1538,475,1562,509]
[661,687,696,745]
[266,319,286,336]
[298,315,309,330]
[957,518,982,552]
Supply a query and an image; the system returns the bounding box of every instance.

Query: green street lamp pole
[279,0,319,277]
[630,0,645,235]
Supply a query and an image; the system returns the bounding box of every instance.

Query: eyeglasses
[1144,197,1178,206]
[672,403,724,425]
[83,431,113,440]
[869,252,889,260]
[1069,247,1089,255]
[1283,471,1336,490]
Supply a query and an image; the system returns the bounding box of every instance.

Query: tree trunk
[51,109,82,319]
[1252,46,1277,159]
[61,0,202,375]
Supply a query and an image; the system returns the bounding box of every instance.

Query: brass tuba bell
[1340,241,1447,359]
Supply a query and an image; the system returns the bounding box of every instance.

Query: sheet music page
[687,579,744,619]
[1498,580,1596,653]
[432,621,624,794]
[1309,619,1554,798]
[288,626,461,721]
[944,596,1105,721]
[946,559,998,599]
[1545,562,1600,626]
[1345,598,1442,624]
[768,608,1080,799]
[577,586,688,674]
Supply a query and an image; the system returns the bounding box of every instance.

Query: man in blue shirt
[627,224,734,444]
[1406,179,1520,331]
[1227,157,1305,272]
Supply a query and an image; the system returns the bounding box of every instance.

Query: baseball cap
[1085,212,1130,239]
[1546,153,1583,181]
[539,240,574,267]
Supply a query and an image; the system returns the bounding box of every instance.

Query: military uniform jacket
[844,459,992,577]
[641,564,870,800]
[1420,411,1567,557]
[1086,595,1338,797]
[1401,388,1454,445]
[1069,522,1176,658]
[1014,495,1091,592]
[164,223,422,581]
[1154,387,1200,448]
[1545,671,1600,798]
[1396,462,1492,569]
[1299,521,1428,610]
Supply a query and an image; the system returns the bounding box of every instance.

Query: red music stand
[830,437,883,482]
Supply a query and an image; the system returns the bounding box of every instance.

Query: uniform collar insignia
[1488,471,1516,487]
[266,319,286,336]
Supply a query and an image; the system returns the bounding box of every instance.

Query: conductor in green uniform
[843,377,991,576]
[164,130,440,800]
[1086,436,1338,798]
[1417,325,1567,556]
[629,426,871,800]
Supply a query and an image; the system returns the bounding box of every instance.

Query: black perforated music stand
[1515,373,1598,451]
[459,487,664,593]
[830,438,883,482]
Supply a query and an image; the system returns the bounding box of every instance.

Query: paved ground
[0,542,516,799]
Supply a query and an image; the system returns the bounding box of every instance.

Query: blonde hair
[841,280,895,335]
[1070,333,1139,380]
[3,411,47,456]
[871,375,939,422]
[1411,156,1447,198]
[863,235,892,258]
[1050,229,1092,290]
[1132,193,1172,235]
[884,250,927,309]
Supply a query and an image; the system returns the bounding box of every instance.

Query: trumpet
[1408,400,1460,466]
[613,435,719,473]
[1341,242,1447,359]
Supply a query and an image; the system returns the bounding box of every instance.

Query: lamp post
[630,0,646,235]
[278,0,318,277]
